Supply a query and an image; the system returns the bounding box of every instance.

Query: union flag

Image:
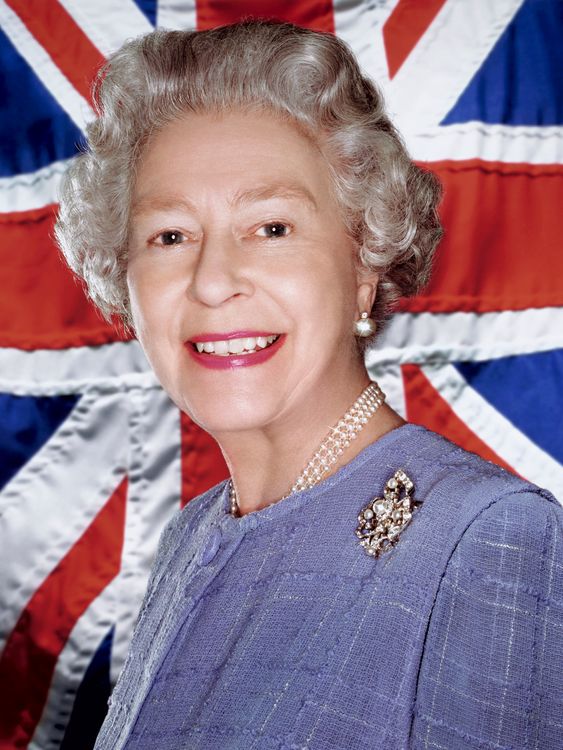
[0,1,561,747]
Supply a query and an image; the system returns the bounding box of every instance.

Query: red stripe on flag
[181,411,229,508]
[0,477,128,748]
[4,0,105,105]
[383,0,447,79]
[196,0,335,32]
[398,160,563,313]
[401,363,518,475]
[0,206,130,349]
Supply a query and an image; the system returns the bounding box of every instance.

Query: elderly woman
[55,20,562,750]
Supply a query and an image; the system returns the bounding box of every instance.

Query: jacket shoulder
[412,487,563,749]
[404,423,558,515]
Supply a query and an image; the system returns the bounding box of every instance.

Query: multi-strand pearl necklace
[228,381,386,516]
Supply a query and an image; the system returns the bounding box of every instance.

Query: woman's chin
[180,402,280,437]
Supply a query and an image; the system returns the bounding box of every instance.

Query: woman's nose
[186,232,254,307]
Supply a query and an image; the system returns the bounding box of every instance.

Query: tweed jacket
[94,423,563,749]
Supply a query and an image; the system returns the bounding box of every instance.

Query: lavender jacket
[94,423,563,749]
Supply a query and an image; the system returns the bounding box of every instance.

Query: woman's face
[127,109,377,436]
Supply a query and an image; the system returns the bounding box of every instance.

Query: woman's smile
[188,330,281,353]
[185,332,285,369]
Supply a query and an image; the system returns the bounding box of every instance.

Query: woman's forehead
[138,109,321,164]
[132,111,333,209]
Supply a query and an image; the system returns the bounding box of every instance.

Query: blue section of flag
[60,627,114,750]
[132,0,157,26]
[0,393,80,491]
[0,27,86,178]
[454,349,563,464]
[442,0,563,126]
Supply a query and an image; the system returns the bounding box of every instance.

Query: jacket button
[200,527,222,566]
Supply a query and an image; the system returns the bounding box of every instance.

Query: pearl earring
[354,311,376,337]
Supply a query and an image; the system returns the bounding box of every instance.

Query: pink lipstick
[185,333,286,370]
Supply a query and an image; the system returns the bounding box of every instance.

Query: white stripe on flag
[0,340,153,394]
[0,0,95,132]
[333,0,400,90]
[367,308,563,370]
[421,362,563,500]
[156,0,197,31]
[405,123,563,165]
[0,157,73,213]
[387,0,525,132]
[58,0,153,57]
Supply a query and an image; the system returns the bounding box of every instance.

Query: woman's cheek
[130,260,185,316]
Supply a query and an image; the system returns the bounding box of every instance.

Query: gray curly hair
[54,19,442,350]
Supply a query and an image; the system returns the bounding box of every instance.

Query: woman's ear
[355,272,379,317]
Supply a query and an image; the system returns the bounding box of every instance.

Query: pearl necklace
[228,381,386,516]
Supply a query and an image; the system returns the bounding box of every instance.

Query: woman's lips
[186,333,286,370]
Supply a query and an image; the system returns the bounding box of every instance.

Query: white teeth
[193,334,280,355]
[228,338,245,354]
[214,340,229,355]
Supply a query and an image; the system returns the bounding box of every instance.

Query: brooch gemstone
[355,469,418,558]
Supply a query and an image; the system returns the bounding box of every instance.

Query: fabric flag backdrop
[0,0,561,747]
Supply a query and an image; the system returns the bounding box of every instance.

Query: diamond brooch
[355,469,419,558]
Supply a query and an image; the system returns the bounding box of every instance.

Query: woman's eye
[153,230,186,246]
[256,222,291,239]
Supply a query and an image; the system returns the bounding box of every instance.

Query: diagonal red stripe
[181,411,228,508]
[401,363,519,476]
[0,477,128,748]
[196,0,335,32]
[4,0,105,104]
[383,0,447,79]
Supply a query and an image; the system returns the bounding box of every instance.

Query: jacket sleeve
[411,489,563,750]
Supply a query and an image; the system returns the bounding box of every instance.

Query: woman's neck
[214,375,406,516]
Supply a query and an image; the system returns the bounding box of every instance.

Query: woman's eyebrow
[131,195,196,218]
[230,183,318,212]
[131,183,318,217]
